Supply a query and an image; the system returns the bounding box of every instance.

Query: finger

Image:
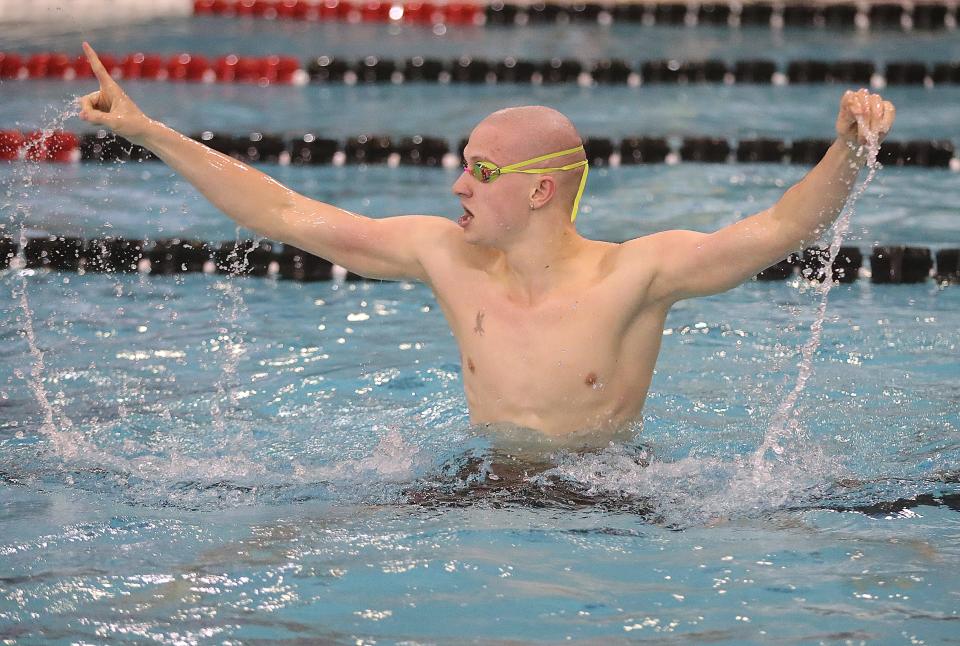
[874,95,885,134]
[864,94,880,136]
[860,92,874,138]
[854,87,868,109]
[82,41,116,88]
[77,91,96,113]
[881,100,896,134]
[853,92,868,143]
[843,89,858,116]
[77,91,114,125]
[849,89,866,116]
[77,91,102,116]
[840,89,857,127]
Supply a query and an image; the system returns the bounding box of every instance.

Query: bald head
[475,106,584,163]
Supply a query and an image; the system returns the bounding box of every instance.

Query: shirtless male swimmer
[77,43,895,444]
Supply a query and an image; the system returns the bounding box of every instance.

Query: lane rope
[1,129,957,170]
[2,51,959,87]
[1,236,956,284]
[190,1,960,31]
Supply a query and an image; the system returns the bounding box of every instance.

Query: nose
[451,167,472,198]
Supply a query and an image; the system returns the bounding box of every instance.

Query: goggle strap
[509,160,589,175]
[499,145,585,172]
[570,162,589,223]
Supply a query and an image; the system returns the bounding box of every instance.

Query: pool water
[2,14,960,645]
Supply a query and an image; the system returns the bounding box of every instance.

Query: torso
[422,229,671,441]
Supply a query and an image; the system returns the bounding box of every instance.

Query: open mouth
[458,206,474,227]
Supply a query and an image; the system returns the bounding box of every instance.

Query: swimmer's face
[452,124,537,246]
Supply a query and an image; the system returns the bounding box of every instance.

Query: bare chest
[437,280,640,405]
[420,239,666,433]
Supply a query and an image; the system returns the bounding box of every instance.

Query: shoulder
[611,230,709,304]
[386,214,462,256]
[398,215,491,274]
[613,231,667,272]
[617,229,709,275]
[404,215,471,256]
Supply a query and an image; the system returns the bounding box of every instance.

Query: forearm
[768,137,865,249]
[138,119,299,239]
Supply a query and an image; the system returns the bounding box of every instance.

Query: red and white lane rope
[193,0,483,24]
[190,0,958,30]
[0,52,306,85]
[2,51,959,87]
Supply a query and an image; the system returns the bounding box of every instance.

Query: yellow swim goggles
[462,144,590,222]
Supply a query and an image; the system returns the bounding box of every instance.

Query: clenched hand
[836,88,895,147]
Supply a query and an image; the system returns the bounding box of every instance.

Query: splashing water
[754,125,882,467]
[0,93,429,506]
[4,103,97,462]
[292,427,423,483]
[668,127,888,522]
[13,279,90,460]
[707,126,884,519]
[208,230,260,449]
[2,98,267,475]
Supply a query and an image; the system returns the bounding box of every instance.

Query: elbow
[766,208,819,259]
[274,199,335,248]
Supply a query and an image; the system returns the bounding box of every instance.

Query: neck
[490,214,587,302]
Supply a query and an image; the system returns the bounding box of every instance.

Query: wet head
[452,106,587,247]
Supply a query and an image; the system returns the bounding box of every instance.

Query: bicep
[647,211,796,302]
[275,196,456,282]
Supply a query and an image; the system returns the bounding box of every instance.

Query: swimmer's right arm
[77,42,456,283]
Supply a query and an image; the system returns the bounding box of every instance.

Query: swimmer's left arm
[641,89,895,303]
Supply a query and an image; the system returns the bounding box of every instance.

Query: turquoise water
[1,268,957,642]
[2,16,960,645]
[6,83,960,144]
[7,17,960,63]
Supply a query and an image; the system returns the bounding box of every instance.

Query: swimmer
[77,42,895,442]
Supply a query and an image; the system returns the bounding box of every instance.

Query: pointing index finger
[82,41,115,87]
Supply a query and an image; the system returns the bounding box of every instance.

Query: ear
[529,176,557,210]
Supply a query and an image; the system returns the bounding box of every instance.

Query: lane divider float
[2,51,959,87]
[1,236,956,284]
[191,1,960,31]
[0,237,359,281]
[0,52,306,85]
[1,129,957,169]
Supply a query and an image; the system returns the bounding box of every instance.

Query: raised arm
[77,42,456,282]
[636,89,895,303]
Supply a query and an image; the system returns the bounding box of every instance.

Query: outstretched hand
[836,88,895,147]
[77,42,151,145]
